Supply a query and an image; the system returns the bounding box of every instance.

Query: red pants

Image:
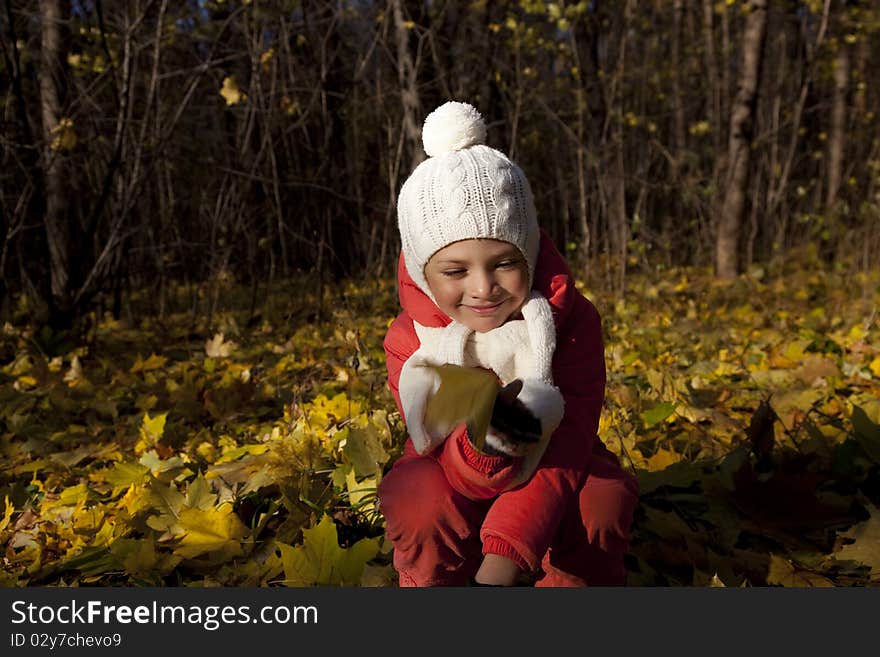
[378,440,639,587]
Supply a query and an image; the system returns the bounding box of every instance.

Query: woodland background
[1,0,879,587]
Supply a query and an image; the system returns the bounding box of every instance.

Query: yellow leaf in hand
[423,364,500,451]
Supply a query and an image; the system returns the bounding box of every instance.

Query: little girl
[377,101,639,586]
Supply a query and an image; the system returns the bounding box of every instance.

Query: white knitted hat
[397,101,540,301]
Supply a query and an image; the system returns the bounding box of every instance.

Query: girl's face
[424,239,529,333]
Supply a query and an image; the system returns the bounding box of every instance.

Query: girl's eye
[497,260,518,269]
[442,269,466,277]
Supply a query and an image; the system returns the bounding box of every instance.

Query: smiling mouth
[464,301,505,315]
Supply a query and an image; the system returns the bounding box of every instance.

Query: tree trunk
[826,43,848,211]
[671,0,687,166]
[702,0,721,156]
[716,0,767,279]
[720,4,731,131]
[609,0,634,295]
[39,0,71,324]
[391,0,424,171]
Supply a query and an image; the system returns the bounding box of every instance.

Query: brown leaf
[766,555,835,587]
[746,397,777,471]
[792,355,840,386]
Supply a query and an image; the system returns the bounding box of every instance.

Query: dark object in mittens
[490,381,542,445]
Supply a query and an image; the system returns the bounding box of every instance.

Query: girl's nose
[468,270,496,298]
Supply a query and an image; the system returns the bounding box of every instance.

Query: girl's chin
[458,314,510,332]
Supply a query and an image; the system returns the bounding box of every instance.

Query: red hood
[396,229,576,329]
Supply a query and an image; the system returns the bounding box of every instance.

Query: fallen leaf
[766,554,835,587]
[341,424,388,478]
[641,402,676,428]
[205,333,236,358]
[173,505,249,559]
[646,448,683,471]
[835,503,880,575]
[277,515,379,586]
[130,353,168,373]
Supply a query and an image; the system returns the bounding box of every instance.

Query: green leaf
[59,547,119,578]
[640,402,677,428]
[342,424,388,478]
[331,463,352,490]
[277,515,379,586]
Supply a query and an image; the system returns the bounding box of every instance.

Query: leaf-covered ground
[1,256,879,587]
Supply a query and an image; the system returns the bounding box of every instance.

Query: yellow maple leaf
[220,76,246,106]
[135,412,167,455]
[422,364,500,451]
[173,505,249,559]
[277,515,379,586]
[118,484,154,517]
[869,357,880,378]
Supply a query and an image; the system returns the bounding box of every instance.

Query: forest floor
[2,252,879,587]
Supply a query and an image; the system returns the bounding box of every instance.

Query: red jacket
[382,231,608,571]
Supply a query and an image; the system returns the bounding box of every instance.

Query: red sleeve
[480,294,606,571]
[383,313,420,417]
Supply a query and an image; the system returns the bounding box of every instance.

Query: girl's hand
[473,554,521,586]
[487,379,542,450]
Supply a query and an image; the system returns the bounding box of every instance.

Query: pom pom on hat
[422,101,487,157]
